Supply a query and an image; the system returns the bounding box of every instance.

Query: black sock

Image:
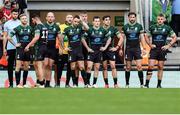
[36,79,40,84]
[113,77,117,85]
[145,80,150,86]
[125,71,130,85]
[39,80,44,85]
[93,77,97,85]
[75,77,79,86]
[15,71,21,85]
[138,71,144,85]
[45,80,50,87]
[81,70,87,85]
[23,71,28,85]
[104,78,108,85]
[86,72,91,85]
[71,70,77,85]
[157,79,162,86]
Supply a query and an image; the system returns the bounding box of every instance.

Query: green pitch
[0,88,180,114]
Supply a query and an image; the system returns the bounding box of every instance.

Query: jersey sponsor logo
[154,35,164,41]
[47,34,55,40]
[94,37,101,43]
[22,35,29,42]
[72,35,79,42]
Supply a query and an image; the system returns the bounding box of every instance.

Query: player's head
[157,13,165,25]
[46,12,55,23]
[65,14,73,25]
[73,15,80,27]
[80,11,88,22]
[31,14,41,25]
[11,9,19,20]
[93,16,101,28]
[102,15,111,26]
[19,14,28,25]
[128,12,136,24]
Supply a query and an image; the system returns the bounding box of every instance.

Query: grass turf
[0,88,180,114]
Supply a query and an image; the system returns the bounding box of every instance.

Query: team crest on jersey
[135,27,138,31]
[76,28,80,33]
[53,28,56,32]
[92,31,95,36]
[108,31,112,35]
[162,28,166,32]
[99,31,103,35]
[20,29,23,34]
[70,29,73,34]
[27,29,30,33]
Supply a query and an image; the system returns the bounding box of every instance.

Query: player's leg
[86,61,93,86]
[22,61,30,87]
[77,60,88,87]
[15,60,22,87]
[70,61,78,87]
[46,58,54,87]
[56,55,65,87]
[135,59,144,87]
[93,63,100,88]
[125,60,132,88]
[157,61,165,88]
[109,60,118,88]
[102,60,109,88]
[144,59,156,88]
[34,61,45,87]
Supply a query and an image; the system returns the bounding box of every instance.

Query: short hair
[128,12,137,17]
[80,11,87,15]
[11,9,18,13]
[73,15,80,19]
[93,16,100,21]
[158,13,165,17]
[102,15,111,20]
[19,14,27,18]
[31,14,40,19]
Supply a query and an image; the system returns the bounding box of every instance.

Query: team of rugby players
[2,9,177,88]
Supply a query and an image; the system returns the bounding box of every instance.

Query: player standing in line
[82,16,111,88]
[79,11,93,86]
[24,15,48,88]
[55,14,73,87]
[44,12,62,88]
[144,13,177,88]
[120,12,146,88]
[63,15,88,87]
[102,15,123,88]
[8,14,33,88]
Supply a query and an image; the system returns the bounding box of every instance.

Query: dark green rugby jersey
[84,26,110,49]
[44,22,60,49]
[148,24,175,48]
[10,25,33,48]
[122,22,143,48]
[34,23,48,46]
[63,25,83,49]
[104,26,120,47]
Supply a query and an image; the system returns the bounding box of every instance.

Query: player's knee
[110,64,116,70]
[158,65,164,70]
[137,65,142,71]
[146,68,153,76]
[126,66,131,71]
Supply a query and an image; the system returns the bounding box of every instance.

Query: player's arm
[100,37,112,51]
[6,31,17,47]
[161,31,177,50]
[81,37,94,53]
[24,31,40,51]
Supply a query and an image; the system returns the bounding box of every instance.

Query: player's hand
[24,46,30,52]
[100,47,106,51]
[59,48,63,55]
[141,49,147,56]
[3,49,7,56]
[119,49,123,56]
[150,44,156,49]
[109,47,117,52]
[87,48,94,53]
[64,47,72,52]
[16,43,21,47]
[161,45,170,51]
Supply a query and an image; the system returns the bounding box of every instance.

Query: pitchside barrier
[0,70,180,88]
